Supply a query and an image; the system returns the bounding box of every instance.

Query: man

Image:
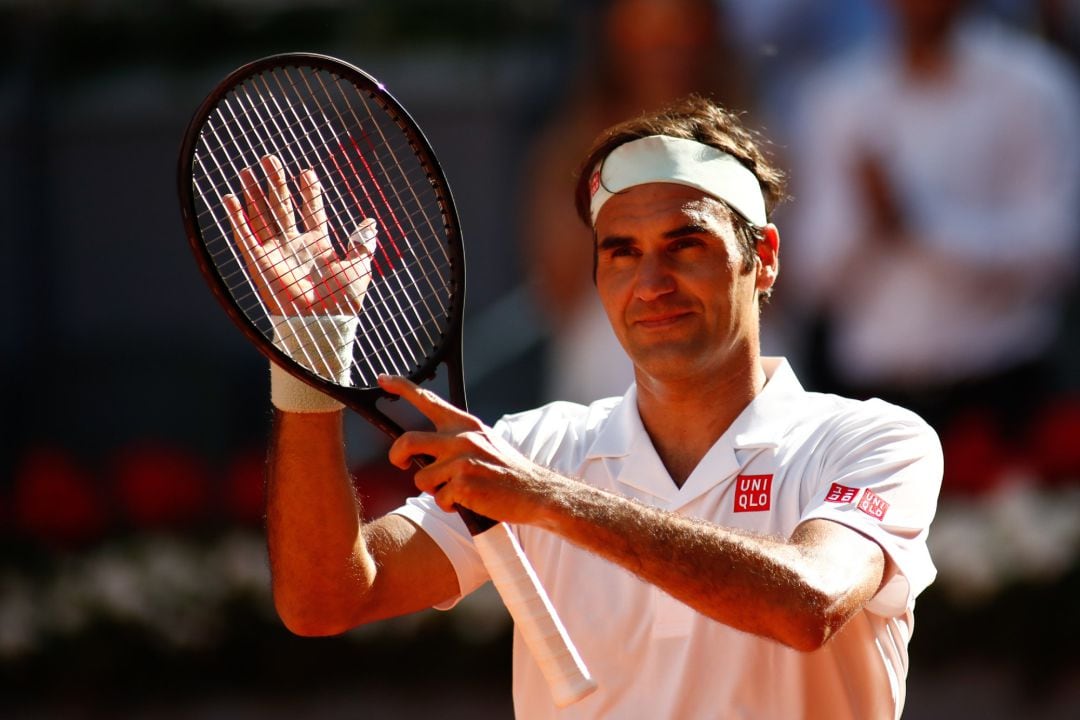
[787,0,1080,444]
[237,96,942,719]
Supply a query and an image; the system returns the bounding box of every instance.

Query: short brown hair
[574,95,787,274]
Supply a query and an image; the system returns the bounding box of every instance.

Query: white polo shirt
[393,358,942,719]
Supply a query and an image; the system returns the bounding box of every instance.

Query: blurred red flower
[112,442,210,529]
[940,411,1011,496]
[13,446,108,545]
[223,447,267,526]
[1025,396,1080,486]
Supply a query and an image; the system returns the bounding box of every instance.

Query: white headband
[588,135,767,227]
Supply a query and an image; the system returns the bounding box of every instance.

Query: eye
[598,239,639,260]
[669,237,705,252]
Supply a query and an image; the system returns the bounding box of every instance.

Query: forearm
[536,476,880,650]
[266,409,376,635]
[383,383,885,649]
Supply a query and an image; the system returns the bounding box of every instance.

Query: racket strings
[223,73,449,371]
[193,106,382,379]
[224,80,437,315]
[311,70,452,291]
[190,64,458,387]
[224,81,418,377]
[297,68,450,364]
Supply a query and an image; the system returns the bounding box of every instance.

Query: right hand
[223,154,377,316]
[381,375,560,527]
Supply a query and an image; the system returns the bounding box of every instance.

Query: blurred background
[2,0,1079,717]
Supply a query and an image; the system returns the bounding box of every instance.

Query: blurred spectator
[722,0,887,146]
[520,0,751,403]
[787,0,1080,487]
[1038,0,1080,63]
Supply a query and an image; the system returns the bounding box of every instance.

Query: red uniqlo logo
[734,474,772,513]
[589,171,601,197]
[825,483,859,504]
[857,488,890,520]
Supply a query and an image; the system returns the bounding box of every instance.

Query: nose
[633,252,676,302]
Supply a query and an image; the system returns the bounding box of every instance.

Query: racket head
[178,53,467,435]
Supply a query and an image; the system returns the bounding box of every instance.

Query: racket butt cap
[553,674,598,708]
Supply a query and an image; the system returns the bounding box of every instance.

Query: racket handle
[473,522,597,708]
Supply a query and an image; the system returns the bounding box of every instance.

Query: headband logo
[589,170,601,198]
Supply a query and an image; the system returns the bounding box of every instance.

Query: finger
[240,166,276,244]
[378,375,480,431]
[223,194,266,269]
[345,218,378,260]
[294,171,332,263]
[340,221,378,291]
[297,169,328,235]
[388,430,449,471]
[261,155,297,237]
[411,462,448,497]
[432,482,459,514]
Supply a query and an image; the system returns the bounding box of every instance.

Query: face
[593,183,778,385]
[887,0,965,38]
[607,0,716,102]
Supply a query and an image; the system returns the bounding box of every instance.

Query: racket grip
[473,522,597,708]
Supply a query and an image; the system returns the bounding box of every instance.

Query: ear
[755,224,780,294]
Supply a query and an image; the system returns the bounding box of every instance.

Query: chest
[513,443,834,701]
[579,443,820,538]
[861,74,1030,207]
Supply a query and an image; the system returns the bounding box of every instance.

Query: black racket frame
[178,53,467,431]
[178,53,493,533]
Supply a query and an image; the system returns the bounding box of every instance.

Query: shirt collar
[583,383,641,460]
[730,357,803,448]
[585,357,803,460]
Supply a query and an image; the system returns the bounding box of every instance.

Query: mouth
[632,310,693,329]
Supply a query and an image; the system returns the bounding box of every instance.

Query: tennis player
[260,96,942,719]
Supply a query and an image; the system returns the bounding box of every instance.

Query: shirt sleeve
[390,494,488,611]
[387,417,520,610]
[799,400,944,617]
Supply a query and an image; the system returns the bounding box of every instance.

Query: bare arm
[384,376,888,652]
[534,478,888,651]
[266,410,460,637]
[219,157,461,637]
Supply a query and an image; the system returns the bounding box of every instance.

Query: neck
[901,21,958,81]
[635,351,767,487]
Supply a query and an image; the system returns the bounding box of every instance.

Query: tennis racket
[177,53,595,707]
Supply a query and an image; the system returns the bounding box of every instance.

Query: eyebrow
[596,235,634,252]
[663,223,712,239]
[597,223,712,251]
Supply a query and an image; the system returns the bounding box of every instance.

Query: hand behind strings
[222,154,377,316]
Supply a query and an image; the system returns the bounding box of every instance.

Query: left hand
[380,375,557,525]
[223,155,377,316]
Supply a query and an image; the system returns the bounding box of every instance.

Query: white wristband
[270,363,345,413]
[269,314,359,413]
